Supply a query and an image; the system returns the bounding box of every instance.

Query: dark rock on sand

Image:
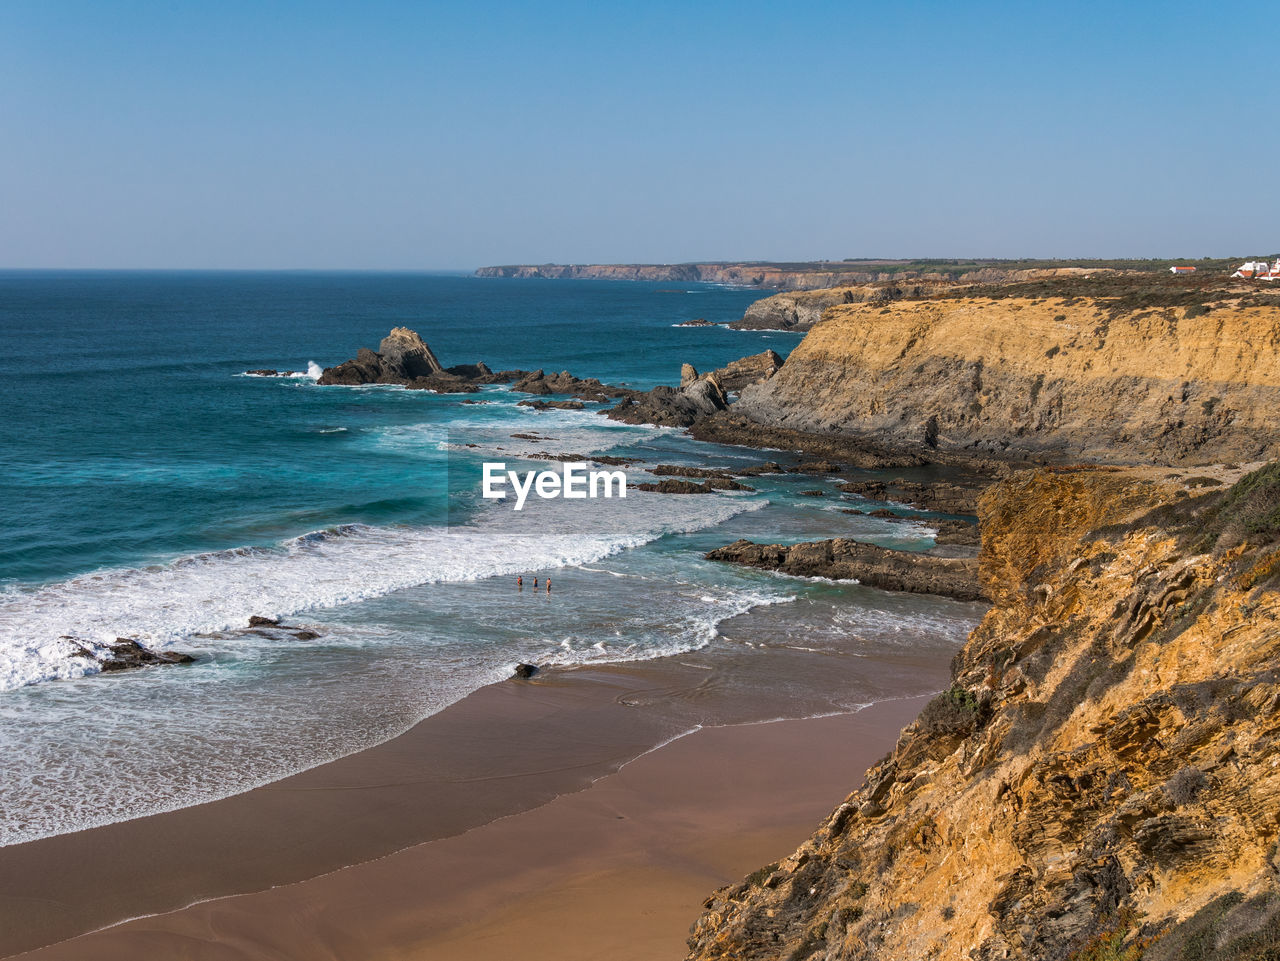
[512,663,539,679]
[705,538,986,601]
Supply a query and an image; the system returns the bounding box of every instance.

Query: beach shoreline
[11,687,930,961]
[2,650,939,960]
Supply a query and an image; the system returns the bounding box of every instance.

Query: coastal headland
[9,265,1280,960]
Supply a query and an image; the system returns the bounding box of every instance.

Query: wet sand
[11,695,928,961]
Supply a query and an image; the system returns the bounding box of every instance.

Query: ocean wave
[0,493,764,692]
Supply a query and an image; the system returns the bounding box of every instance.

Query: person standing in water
[546,578,551,594]
[516,576,523,590]
[533,577,538,590]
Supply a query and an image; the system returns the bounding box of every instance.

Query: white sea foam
[0,493,764,692]
[531,587,794,669]
[306,360,324,379]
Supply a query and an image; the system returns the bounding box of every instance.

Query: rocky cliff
[734,294,1280,466]
[475,263,887,290]
[688,462,1280,961]
[476,263,1129,293]
[729,283,954,331]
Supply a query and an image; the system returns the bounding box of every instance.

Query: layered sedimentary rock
[730,284,951,331]
[706,538,985,601]
[680,351,782,393]
[688,464,1280,961]
[734,296,1280,466]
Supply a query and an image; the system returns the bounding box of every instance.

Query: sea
[0,271,985,847]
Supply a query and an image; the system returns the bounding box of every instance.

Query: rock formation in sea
[317,327,507,391]
[688,462,1280,960]
[66,637,196,672]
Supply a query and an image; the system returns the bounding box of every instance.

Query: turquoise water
[0,271,983,846]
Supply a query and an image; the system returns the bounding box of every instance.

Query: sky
[1,1,1276,269]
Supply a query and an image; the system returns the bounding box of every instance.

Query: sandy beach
[4,659,933,961]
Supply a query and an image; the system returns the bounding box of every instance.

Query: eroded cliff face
[734,296,1280,466]
[687,464,1280,961]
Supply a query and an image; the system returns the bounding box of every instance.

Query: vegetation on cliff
[687,464,1280,961]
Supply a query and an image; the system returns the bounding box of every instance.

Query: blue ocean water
[0,271,983,846]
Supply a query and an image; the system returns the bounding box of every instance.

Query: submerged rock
[512,663,539,679]
[517,399,586,410]
[67,637,197,673]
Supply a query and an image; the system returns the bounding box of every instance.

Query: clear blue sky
[1,1,1275,268]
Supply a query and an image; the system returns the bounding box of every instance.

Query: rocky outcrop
[68,637,196,673]
[733,295,1280,466]
[605,375,729,428]
[706,538,985,601]
[839,478,984,515]
[690,413,932,471]
[510,369,625,402]
[318,328,506,389]
[378,326,444,378]
[688,463,1280,961]
[707,350,784,392]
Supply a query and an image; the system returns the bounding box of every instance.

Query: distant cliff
[475,263,887,290]
[733,293,1280,465]
[688,463,1280,960]
[728,283,954,331]
[475,263,1130,295]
